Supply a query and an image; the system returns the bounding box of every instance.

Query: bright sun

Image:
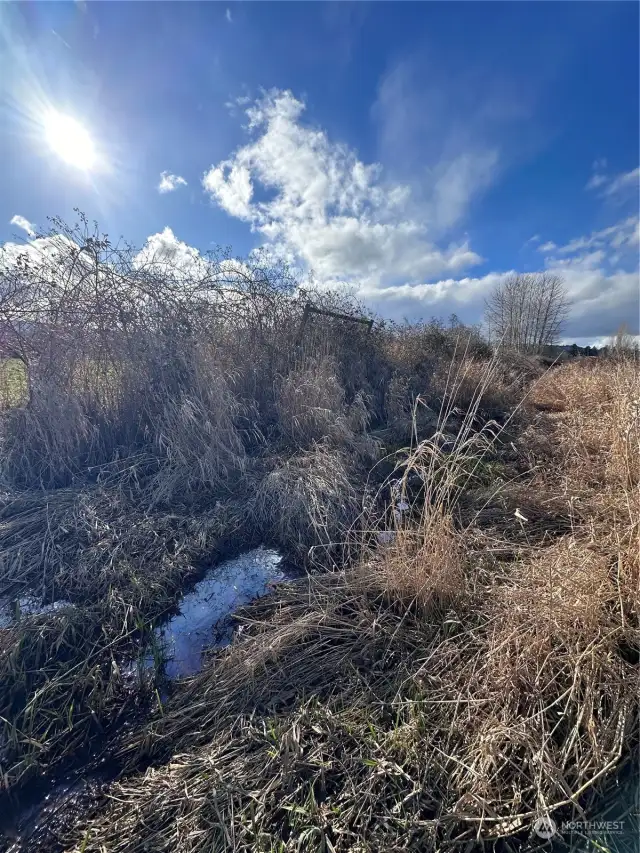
[43,110,96,170]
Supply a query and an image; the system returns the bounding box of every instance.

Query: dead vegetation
[55,357,639,853]
[0,217,637,851]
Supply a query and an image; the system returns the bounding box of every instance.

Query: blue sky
[1,1,638,342]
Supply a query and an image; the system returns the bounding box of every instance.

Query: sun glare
[43,110,96,170]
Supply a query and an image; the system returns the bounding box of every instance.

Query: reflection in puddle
[2,776,104,853]
[149,547,288,679]
[0,596,74,628]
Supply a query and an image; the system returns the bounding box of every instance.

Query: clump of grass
[0,607,131,790]
[274,357,351,447]
[0,380,98,489]
[149,375,248,507]
[251,442,362,566]
[372,508,465,610]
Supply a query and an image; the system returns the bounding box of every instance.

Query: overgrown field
[0,223,637,851]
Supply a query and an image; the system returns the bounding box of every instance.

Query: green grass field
[0,358,29,408]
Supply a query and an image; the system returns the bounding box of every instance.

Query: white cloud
[200,90,638,338]
[585,165,639,198]
[225,8,232,23]
[540,216,639,258]
[9,215,36,238]
[0,234,81,274]
[365,211,639,336]
[603,166,640,197]
[202,89,483,292]
[202,161,253,219]
[134,227,207,278]
[133,227,254,293]
[157,171,188,194]
[585,173,607,190]
[527,215,639,335]
[362,263,638,339]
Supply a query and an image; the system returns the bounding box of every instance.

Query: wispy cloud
[225,8,233,23]
[585,165,639,198]
[157,171,188,194]
[9,214,36,237]
[538,216,639,257]
[585,173,607,190]
[372,58,503,231]
[603,166,640,197]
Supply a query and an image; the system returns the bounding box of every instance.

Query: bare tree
[484,273,569,353]
[607,323,639,359]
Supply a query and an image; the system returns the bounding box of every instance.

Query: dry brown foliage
[61,358,639,853]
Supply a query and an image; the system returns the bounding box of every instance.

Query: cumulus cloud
[198,90,638,339]
[202,89,483,292]
[9,215,36,237]
[134,226,206,277]
[133,227,253,291]
[364,264,638,339]
[363,211,639,336]
[202,161,253,219]
[157,171,188,193]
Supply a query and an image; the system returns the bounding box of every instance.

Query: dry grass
[0,488,246,790]
[59,357,639,853]
[251,443,362,567]
[532,357,639,489]
[275,358,352,447]
[1,223,637,850]
[149,363,248,507]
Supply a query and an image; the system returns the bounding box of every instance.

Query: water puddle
[0,548,293,851]
[1,776,105,853]
[142,547,290,679]
[0,596,74,629]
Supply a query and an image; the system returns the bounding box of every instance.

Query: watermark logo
[532,815,628,842]
[562,819,626,836]
[533,815,557,839]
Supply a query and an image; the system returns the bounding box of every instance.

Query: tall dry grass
[0,220,503,797]
[60,357,638,853]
